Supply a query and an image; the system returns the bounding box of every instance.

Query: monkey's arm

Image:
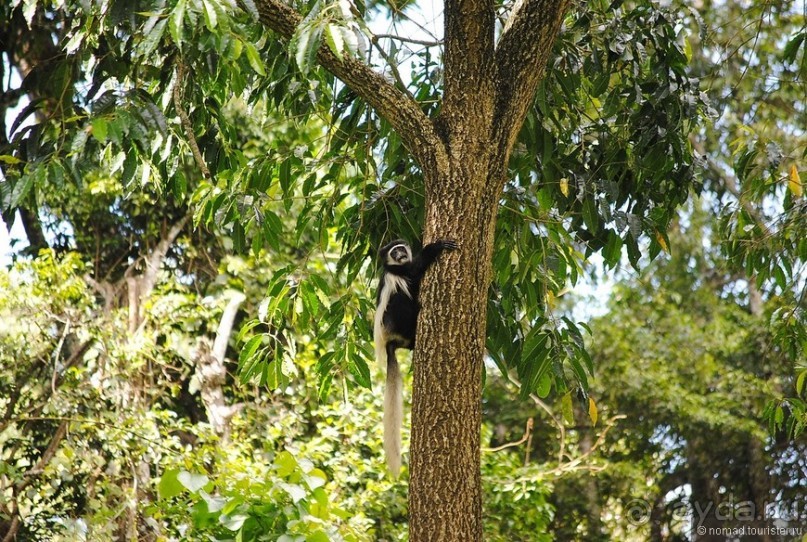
[413,239,458,276]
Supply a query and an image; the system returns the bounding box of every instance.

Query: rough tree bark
[253,0,570,539]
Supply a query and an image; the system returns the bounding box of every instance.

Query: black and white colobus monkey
[374,238,458,474]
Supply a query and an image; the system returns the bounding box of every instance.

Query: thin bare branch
[484,417,533,452]
[543,415,625,477]
[368,36,413,99]
[140,214,190,301]
[372,33,442,47]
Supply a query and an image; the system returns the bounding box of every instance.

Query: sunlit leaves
[289,0,365,74]
[155,450,348,539]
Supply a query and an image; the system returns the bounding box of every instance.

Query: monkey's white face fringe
[386,243,412,266]
[373,273,411,371]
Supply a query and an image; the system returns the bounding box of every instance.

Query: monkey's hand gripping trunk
[383,342,403,476]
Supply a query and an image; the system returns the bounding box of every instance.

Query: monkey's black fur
[376,239,457,350]
[374,238,457,474]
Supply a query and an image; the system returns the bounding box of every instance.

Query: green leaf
[603,230,623,269]
[244,42,267,76]
[232,221,246,253]
[239,335,263,367]
[241,0,259,21]
[275,451,298,478]
[626,234,642,270]
[220,513,249,531]
[91,118,108,143]
[177,471,209,493]
[560,392,574,424]
[281,482,307,503]
[201,491,227,513]
[140,18,167,58]
[325,24,345,59]
[293,25,323,75]
[9,174,34,209]
[773,265,787,291]
[582,197,599,233]
[294,27,313,73]
[279,157,292,194]
[520,331,551,398]
[202,0,218,30]
[349,352,371,389]
[569,356,589,389]
[783,32,805,63]
[306,531,330,542]
[0,155,23,165]
[169,0,186,44]
[157,469,183,499]
[536,373,551,398]
[522,331,549,365]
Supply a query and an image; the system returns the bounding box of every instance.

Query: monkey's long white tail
[383,352,403,476]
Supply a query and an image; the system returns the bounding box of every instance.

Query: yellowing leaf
[561,392,574,424]
[655,230,669,253]
[559,177,569,197]
[588,397,598,426]
[684,38,692,62]
[0,155,23,165]
[789,164,803,197]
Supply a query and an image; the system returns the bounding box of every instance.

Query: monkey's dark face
[386,243,411,265]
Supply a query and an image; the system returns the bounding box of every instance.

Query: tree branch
[253,0,448,177]
[484,417,533,452]
[212,291,246,362]
[138,214,190,302]
[493,0,570,163]
[18,205,49,254]
[173,61,211,180]
[194,291,247,438]
[124,213,190,332]
[440,0,496,133]
[371,33,442,47]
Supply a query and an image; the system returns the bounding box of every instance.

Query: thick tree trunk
[410,168,499,539]
[408,0,568,535]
